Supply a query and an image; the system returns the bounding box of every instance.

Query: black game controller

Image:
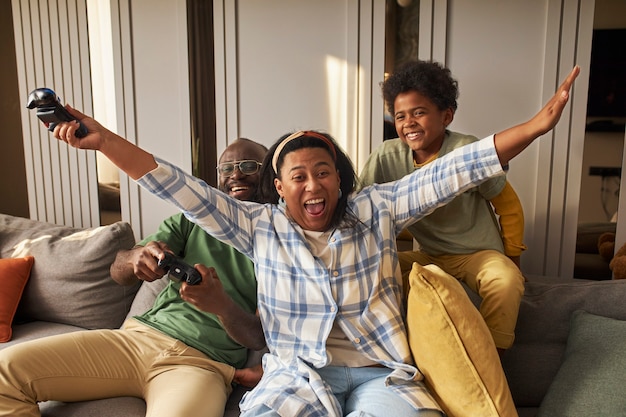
[26,88,88,138]
[157,252,202,285]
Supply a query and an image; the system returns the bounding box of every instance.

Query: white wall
[13,0,612,276]
[214,0,386,172]
[124,0,626,275]
[237,2,353,145]
[11,0,100,229]
[446,0,551,272]
[417,0,592,277]
[129,0,191,237]
[217,0,591,277]
[10,0,191,239]
[88,0,192,239]
[447,1,547,183]
[73,0,626,274]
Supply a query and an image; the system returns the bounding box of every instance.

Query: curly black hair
[381,60,459,115]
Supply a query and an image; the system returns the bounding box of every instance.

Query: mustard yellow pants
[0,319,234,417]
[398,249,525,349]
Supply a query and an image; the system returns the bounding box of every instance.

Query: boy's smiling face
[393,90,454,164]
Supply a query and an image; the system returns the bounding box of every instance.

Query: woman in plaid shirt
[51,66,578,417]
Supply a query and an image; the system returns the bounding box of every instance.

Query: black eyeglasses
[216,160,262,178]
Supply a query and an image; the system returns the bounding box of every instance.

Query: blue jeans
[241,366,443,417]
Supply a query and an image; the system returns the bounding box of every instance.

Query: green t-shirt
[359,131,506,256]
[134,213,257,368]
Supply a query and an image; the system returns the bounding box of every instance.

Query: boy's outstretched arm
[52,105,157,180]
[494,65,580,165]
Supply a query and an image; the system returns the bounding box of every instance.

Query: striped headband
[271,130,337,173]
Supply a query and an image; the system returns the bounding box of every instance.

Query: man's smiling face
[217,139,267,202]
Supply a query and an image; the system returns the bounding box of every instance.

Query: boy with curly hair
[360,60,526,353]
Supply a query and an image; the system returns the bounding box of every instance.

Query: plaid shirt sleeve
[137,157,263,259]
[369,135,504,232]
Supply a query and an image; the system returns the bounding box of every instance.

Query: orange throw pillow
[0,256,34,342]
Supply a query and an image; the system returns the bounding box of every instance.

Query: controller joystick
[157,252,202,285]
[26,88,88,138]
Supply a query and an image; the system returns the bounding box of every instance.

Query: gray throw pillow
[0,214,139,329]
[537,310,626,417]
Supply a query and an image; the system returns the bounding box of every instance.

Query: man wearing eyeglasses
[216,138,265,201]
[0,138,267,417]
[110,138,269,408]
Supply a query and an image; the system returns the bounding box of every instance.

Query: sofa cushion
[40,397,145,417]
[536,310,626,417]
[0,321,85,350]
[406,262,517,417]
[0,256,34,342]
[502,277,626,407]
[126,278,168,319]
[0,214,139,330]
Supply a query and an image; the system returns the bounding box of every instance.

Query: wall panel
[11,0,99,228]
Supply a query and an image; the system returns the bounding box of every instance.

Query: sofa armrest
[502,277,626,407]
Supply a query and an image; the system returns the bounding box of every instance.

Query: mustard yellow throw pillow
[407,262,517,417]
[0,256,34,342]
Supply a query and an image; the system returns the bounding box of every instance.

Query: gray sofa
[2,212,626,416]
[490,277,626,416]
[0,213,255,416]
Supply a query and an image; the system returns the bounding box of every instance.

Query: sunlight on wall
[87,0,119,185]
[325,55,349,151]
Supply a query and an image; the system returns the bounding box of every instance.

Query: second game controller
[157,252,202,285]
[26,88,88,138]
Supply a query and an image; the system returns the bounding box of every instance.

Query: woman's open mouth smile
[304,198,326,216]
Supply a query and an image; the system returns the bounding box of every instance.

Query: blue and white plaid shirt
[138,135,503,417]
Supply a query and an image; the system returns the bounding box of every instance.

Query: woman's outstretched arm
[52,105,157,180]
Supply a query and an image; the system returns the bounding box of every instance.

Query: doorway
[187,0,217,187]
[574,0,626,280]
[0,0,29,218]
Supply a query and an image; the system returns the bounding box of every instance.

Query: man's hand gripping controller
[157,252,202,285]
[26,88,88,138]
